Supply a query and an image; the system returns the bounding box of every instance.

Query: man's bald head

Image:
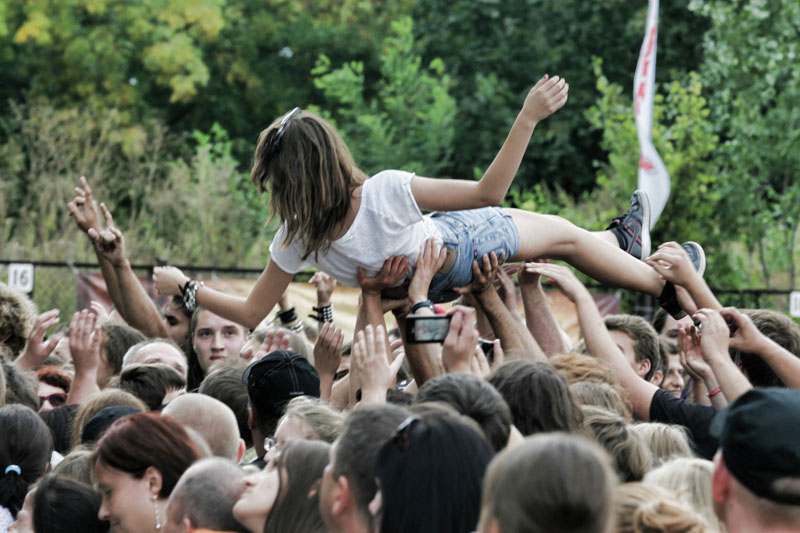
[166,457,247,533]
[162,393,242,461]
[123,339,188,379]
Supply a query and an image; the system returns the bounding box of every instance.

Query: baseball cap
[81,405,142,444]
[242,350,320,419]
[710,387,800,504]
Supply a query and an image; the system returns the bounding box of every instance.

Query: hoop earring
[152,493,162,531]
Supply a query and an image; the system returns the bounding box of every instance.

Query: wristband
[410,300,435,314]
[288,321,305,333]
[310,304,334,323]
[708,386,722,399]
[278,308,298,324]
[181,280,204,313]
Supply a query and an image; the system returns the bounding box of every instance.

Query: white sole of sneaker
[684,241,706,277]
[636,189,651,260]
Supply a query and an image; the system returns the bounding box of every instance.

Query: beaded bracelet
[181,280,204,313]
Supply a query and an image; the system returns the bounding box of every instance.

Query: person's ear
[331,475,350,516]
[182,516,194,532]
[637,358,651,378]
[145,466,164,496]
[711,453,730,504]
[237,439,246,463]
[247,407,255,432]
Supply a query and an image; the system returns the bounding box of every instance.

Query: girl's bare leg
[506,209,664,296]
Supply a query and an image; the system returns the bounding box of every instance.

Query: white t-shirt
[269,170,439,287]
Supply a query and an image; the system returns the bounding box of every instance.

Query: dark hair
[101,323,147,375]
[32,474,109,533]
[187,307,248,390]
[375,415,494,533]
[333,404,411,525]
[92,412,202,498]
[482,433,618,533]
[604,314,660,381]
[2,358,39,411]
[199,361,253,447]
[118,363,186,410]
[265,439,330,533]
[651,307,670,336]
[416,373,512,452]
[488,360,585,436]
[739,309,800,387]
[40,404,79,453]
[36,365,72,392]
[251,110,368,259]
[0,404,54,516]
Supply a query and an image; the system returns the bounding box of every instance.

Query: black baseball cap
[242,350,320,419]
[710,387,800,505]
[81,405,142,444]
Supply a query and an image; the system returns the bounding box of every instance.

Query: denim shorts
[426,207,520,303]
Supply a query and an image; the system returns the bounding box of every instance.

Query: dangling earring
[152,493,162,531]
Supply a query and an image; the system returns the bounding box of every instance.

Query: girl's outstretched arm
[411,74,568,212]
[153,259,293,330]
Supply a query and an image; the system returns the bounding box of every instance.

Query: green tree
[311,16,457,177]
[691,0,800,289]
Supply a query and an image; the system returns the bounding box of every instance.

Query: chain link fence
[1,260,796,320]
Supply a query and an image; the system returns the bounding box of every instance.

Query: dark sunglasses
[40,393,67,407]
[392,416,421,452]
[273,107,302,148]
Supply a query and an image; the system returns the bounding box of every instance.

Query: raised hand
[67,176,102,233]
[313,322,344,378]
[645,242,697,287]
[455,252,503,295]
[86,203,126,266]
[16,309,61,370]
[693,308,732,359]
[153,266,191,297]
[352,324,404,404]
[408,238,447,303]
[310,272,337,306]
[357,256,408,296]
[69,309,102,375]
[253,329,291,361]
[441,306,478,374]
[522,74,570,123]
[719,307,767,354]
[677,323,713,382]
[522,262,587,303]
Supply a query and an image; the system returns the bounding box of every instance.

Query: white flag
[633,0,670,227]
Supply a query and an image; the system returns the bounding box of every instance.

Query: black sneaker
[682,241,706,277]
[607,190,651,260]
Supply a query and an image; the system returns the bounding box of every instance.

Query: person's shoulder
[368,169,415,183]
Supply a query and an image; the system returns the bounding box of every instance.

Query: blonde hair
[570,381,633,421]
[251,109,367,259]
[281,395,343,443]
[644,458,725,532]
[582,406,652,482]
[550,352,617,385]
[631,423,693,463]
[615,482,708,533]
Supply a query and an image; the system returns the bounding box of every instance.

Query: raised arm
[524,262,659,420]
[692,308,752,401]
[646,242,721,312]
[410,75,569,212]
[88,204,169,339]
[518,262,568,356]
[67,177,125,314]
[153,258,293,330]
[721,307,800,390]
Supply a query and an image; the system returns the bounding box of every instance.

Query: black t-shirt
[649,388,719,459]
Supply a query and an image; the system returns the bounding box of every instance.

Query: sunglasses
[392,416,421,452]
[40,393,67,408]
[273,107,302,148]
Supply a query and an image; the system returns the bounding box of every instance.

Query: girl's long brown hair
[251,110,367,260]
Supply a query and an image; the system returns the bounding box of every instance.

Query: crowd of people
[2,74,800,533]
